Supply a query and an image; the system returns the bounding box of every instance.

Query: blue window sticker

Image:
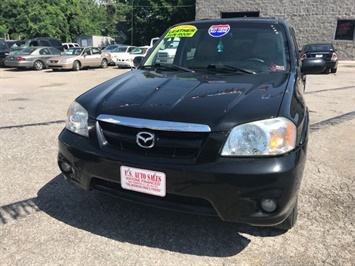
[208,24,230,38]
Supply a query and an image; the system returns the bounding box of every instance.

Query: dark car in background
[10,37,63,54]
[57,18,326,230]
[4,46,62,70]
[0,40,17,67]
[300,43,338,73]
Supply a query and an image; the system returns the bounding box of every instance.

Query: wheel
[331,67,337,73]
[72,61,80,71]
[33,60,44,70]
[275,200,298,230]
[101,59,108,69]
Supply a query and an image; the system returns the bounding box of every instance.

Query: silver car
[47,47,110,71]
[4,46,62,70]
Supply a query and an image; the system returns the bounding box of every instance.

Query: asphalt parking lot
[0,63,354,266]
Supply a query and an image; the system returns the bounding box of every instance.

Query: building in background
[195,0,355,60]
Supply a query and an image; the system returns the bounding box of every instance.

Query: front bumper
[47,62,73,70]
[116,60,132,68]
[58,128,307,227]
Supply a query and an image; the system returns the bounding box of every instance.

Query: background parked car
[102,44,123,52]
[156,38,179,64]
[300,43,338,73]
[116,46,150,68]
[4,46,62,70]
[10,37,63,54]
[46,46,109,71]
[62,42,80,50]
[109,45,135,65]
[0,40,17,67]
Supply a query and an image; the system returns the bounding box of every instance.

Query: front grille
[49,60,59,63]
[97,120,208,161]
[158,52,168,58]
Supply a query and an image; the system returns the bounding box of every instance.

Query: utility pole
[131,0,134,45]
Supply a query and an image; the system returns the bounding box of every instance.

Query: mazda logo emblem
[136,131,155,148]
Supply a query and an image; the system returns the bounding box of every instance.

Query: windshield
[103,45,118,51]
[112,46,129,53]
[143,21,290,74]
[130,47,148,55]
[63,48,83,55]
[305,44,334,52]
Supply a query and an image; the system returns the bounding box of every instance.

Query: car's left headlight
[221,117,296,156]
[66,101,89,137]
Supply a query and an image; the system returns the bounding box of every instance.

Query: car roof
[305,43,334,46]
[177,17,285,26]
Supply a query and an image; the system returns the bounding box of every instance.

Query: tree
[0,0,109,41]
[0,0,196,44]
[128,0,196,45]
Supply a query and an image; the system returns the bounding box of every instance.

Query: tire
[331,67,337,73]
[33,60,44,70]
[72,61,80,71]
[101,59,108,69]
[275,200,298,231]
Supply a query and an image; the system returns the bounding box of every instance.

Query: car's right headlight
[59,59,67,63]
[221,117,296,156]
[66,101,88,137]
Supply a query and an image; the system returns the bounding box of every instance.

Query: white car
[109,45,135,66]
[62,43,79,50]
[116,46,150,68]
[156,38,179,64]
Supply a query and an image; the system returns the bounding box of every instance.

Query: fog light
[261,199,277,212]
[61,161,72,173]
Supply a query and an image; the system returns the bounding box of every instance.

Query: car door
[38,48,52,62]
[91,47,102,67]
[81,47,93,67]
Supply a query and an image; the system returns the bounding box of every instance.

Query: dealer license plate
[120,166,166,197]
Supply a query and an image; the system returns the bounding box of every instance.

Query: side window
[40,48,50,55]
[49,47,61,55]
[49,39,61,47]
[39,40,50,46]
[84,48,91,55]
[29,41,39,47]
[92,48,101,55]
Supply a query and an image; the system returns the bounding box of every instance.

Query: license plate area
[120,166,166,197]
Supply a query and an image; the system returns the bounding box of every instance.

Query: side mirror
[301,58,326,74]
[133,56,144,68]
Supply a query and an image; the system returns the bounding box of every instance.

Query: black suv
[10,37,63,53]
[57,18,325,230]
[0,40,17,67]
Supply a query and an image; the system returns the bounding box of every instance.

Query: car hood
[78,70,290,131]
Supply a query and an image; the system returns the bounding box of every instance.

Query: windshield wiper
[207,64,256,74]
[142,63,195,73]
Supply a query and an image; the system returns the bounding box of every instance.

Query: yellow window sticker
[165,25,197,38]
